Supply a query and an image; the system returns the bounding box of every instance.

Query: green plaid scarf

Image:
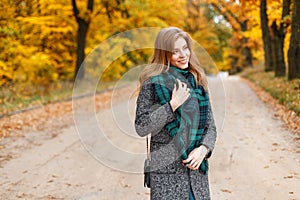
[151,66,209,173]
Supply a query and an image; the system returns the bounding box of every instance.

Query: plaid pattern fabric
[151,66,209,173]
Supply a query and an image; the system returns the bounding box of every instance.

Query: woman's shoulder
[142,77,153,86]
[139,74,164,94]
[139,78,153,93]
[140,72,172,92]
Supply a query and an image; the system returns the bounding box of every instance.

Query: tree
[184,0,232,72]
[288,1,300,80]
[0,0,76,89]
[72,0,94,80]
[209,0,254,70]
[269,0,291,77]
[260,0,274,71]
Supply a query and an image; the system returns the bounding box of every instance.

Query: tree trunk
[72,0,94,80]
[270,30,278,75]
[270,0,291,77]
[75,20,89,79]
[260,0,273,71]
[241,38,253,67]
[271,21,286,77]
[240,21,253,67]
[288,1,300,80]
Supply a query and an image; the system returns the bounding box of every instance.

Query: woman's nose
[178,50,186,57]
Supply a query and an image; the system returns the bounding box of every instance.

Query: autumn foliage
[0,0,76,87]
[0,0,299,115]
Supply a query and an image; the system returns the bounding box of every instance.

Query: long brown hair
[138,27,208,91]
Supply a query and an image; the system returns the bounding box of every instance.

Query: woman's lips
[178,59,188,64]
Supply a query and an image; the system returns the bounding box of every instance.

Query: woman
[135,27,217,200]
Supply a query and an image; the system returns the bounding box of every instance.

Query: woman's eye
[173,50,179,54]
[184,46,188,50]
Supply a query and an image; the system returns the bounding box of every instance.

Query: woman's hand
[182,145,208,170]
[170,79,190,111]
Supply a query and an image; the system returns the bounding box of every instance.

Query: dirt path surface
[0,76,299,200]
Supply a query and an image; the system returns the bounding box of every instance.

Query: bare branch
[87,0,94,12]
[210,2,239,31]
[280,0,291,35]
[71,0,79,22]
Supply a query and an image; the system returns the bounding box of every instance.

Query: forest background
[0,0,299,119]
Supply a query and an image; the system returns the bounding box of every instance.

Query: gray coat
[135,79,217,200]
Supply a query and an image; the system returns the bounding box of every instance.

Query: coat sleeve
[135,79,176,137]
[200,102,217,159]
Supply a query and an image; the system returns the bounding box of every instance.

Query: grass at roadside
[0,80,119,117]
[241,66,300,117]
[0,82,72,117]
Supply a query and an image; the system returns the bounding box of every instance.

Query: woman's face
[170,37,190,69]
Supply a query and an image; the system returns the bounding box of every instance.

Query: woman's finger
[188,159,194,166]
[179,81,186,90]
[173,83,177,91]
[182,157,192,164]
[195,161,201,169]
[192,160,201,168]
[177,79,187,89]
[185,91,190,98]
[177,79,182,87]
[188,157,196,166]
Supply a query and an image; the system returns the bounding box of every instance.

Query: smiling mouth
[178,59,188,64]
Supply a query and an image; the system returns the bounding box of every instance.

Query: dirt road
[0,76,299,200]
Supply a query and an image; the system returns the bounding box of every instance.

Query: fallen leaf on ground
[242,78,300,136]
[221,189,232,193]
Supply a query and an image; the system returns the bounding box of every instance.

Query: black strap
[146,135,150,160]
